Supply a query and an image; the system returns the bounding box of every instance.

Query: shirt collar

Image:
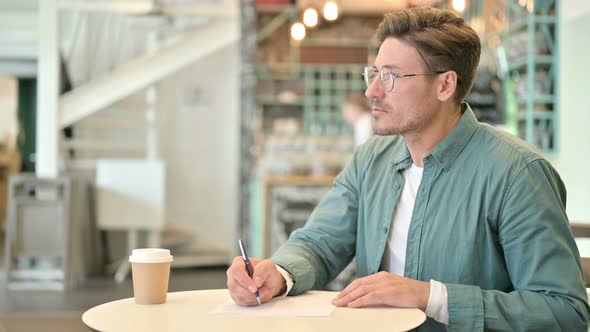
[391,140,412,167]
[389,103,478,170]
[429,103,478,170]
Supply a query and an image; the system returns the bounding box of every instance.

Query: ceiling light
[452,0,465,12]
[303,8,319,28]
[323,1,339,21]
[291,22,306,41]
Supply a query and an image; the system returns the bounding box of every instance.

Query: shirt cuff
[425,279,449,325]
[275,264,294,297]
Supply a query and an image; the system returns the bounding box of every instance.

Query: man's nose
[365,79,384,100]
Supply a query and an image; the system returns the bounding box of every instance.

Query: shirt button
[393,184,401,191]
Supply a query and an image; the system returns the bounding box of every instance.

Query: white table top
[82,289,426,332]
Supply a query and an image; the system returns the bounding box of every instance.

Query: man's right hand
[226,257,287,306]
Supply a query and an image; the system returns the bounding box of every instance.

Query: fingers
[333,273,377,302]
[252,260,286,300]
[332,273,429,309]
[226,256,260,306]
[332,272,391,307]
[227,257,287,306]
[332,282,376,307]
[347,289,384,308]
[227,276,259,306]
[227,256,292,307]
[251,260,275,287]
[332,279,359,303]
[227,256,257,292]
[256,285,274,303]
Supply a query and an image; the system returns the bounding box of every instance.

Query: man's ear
[437,71,458,102]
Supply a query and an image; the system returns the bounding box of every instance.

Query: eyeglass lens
[364,67,394,92]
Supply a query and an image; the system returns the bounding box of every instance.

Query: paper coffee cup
[129,248,173,305]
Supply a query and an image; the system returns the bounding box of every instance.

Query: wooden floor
[0,262,228,332]
[0,228,227,332]
[0,229,229,331]
[0,313,91,332]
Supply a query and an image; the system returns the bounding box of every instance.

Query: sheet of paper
[210,290,336,317]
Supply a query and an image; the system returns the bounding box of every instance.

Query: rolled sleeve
[425,280,449,325]
[275,264,294,297]
[446,283,484,331]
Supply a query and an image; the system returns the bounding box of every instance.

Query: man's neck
[404,104,462,167]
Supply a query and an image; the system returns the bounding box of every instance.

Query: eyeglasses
[362,66,447,93]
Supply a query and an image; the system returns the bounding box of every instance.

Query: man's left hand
[332,272,430,311]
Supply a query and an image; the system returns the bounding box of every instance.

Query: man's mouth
[371,99,387,115]
[371,107,386,115]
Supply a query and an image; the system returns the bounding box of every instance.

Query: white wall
[158,42,239,254]
[561,0,590,21]
[554,1,590,223]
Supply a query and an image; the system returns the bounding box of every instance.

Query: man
[227,7,590,331]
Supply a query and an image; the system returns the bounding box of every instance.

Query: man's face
[365,37,441,136]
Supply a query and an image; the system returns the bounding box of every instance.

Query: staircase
[60,4,239,275]
[2,1,240,282]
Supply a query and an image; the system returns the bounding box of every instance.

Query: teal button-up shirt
[271,105,590,331]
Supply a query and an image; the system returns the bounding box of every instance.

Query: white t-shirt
[381,164,448,325]
[381,163,423,275]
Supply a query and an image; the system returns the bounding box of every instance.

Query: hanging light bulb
[303,8,319,28]
[323,1,339,21]
[526,0,534,13]
[452,0,465,12]
[291,22,306,41]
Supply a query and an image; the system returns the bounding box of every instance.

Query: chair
[95,159,165,283]
[3,174,71,290]
[570,222,590,287]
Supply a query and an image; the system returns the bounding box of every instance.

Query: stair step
[62,139,145,152]
[75,117,147,130]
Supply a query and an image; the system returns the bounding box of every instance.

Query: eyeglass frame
[362,65,448,93]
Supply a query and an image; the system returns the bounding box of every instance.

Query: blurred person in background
[341,93,373,146]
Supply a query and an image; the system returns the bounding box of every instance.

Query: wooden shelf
[255,3,293,14]
[264,175,336,186]
[571,222,590,238]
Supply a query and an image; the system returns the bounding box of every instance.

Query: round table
[82,289,426,332]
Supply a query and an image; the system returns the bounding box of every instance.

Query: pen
[238,239,261,305]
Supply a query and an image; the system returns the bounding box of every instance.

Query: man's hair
[376,7,481,105]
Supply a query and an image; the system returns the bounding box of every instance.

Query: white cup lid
[129,248,173,263]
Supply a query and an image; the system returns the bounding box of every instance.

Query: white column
[36,0,60,178]
[146,32,158,161]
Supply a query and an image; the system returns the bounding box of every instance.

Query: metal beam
[159,0,238,17]
[36,0,60,177]
[57,0,238,17]
[61,139,145,152]
[59,18,238,128]
[256,5,294,43]
[0,59,37,77]
[57,0,154,14]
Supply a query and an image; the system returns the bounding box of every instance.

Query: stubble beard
[371,99,403,136]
